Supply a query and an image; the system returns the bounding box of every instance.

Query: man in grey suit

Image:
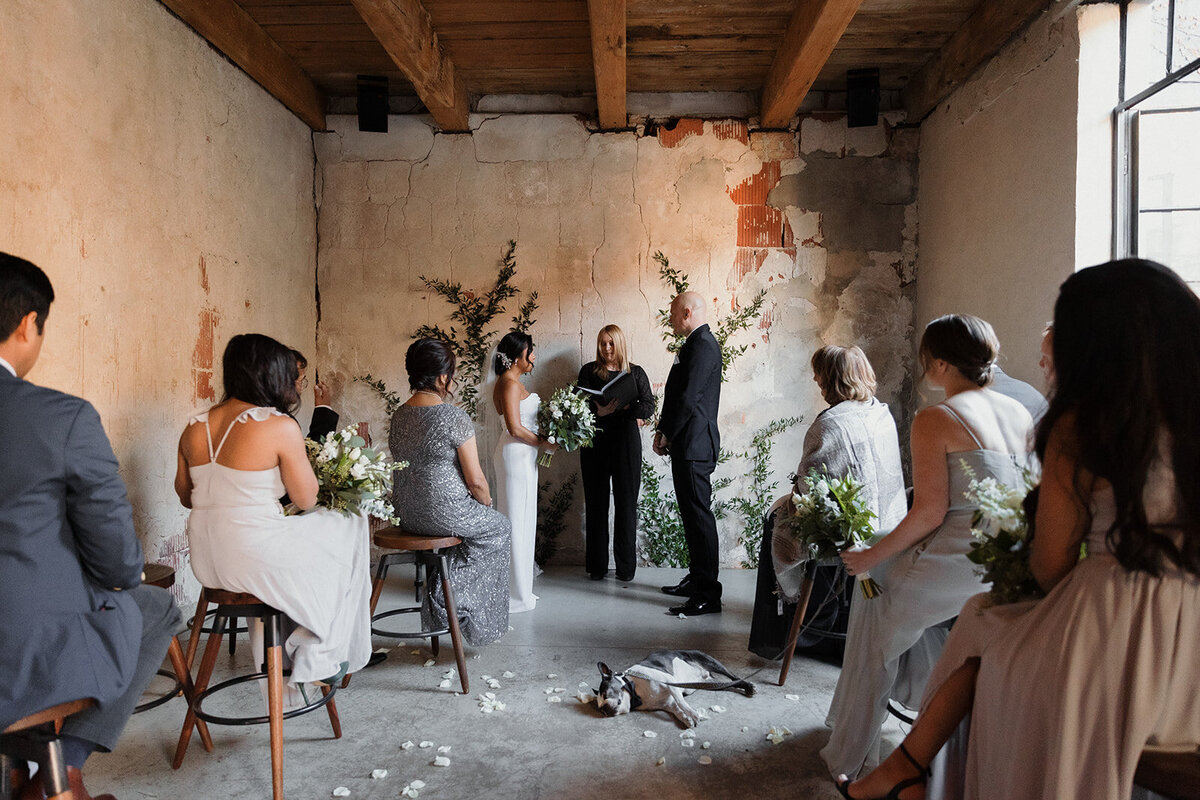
[653,291,723,616]
[0,253,179,799]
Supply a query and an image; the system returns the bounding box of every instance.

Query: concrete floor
[90,567,902,799]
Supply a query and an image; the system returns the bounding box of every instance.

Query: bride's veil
[475,347,504,492]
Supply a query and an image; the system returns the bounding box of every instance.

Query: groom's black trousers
[671,455,722,604]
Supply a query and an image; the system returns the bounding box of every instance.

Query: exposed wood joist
[349,0,471,132]
[760,0,866,128]
[587,0,628,129]
[902,0,1068,123]
[158,0,327,130]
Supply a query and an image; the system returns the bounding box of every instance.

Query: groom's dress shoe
[660,577,695,597]
[668,599,722,616]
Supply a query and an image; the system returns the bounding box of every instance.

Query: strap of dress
[211,407,268,461]
[203,418,216,462]
[939,402,984,449]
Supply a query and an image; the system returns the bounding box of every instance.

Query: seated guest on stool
[389,338,511,645]
[578,324,654,582]
[0,252,180,800]
[291,349,339,441]
[749,345,907,662]
[177,334,372,694]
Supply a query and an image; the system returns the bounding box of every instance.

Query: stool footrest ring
[194,672,337,727]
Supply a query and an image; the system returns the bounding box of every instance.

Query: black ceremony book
[576,371,639,408]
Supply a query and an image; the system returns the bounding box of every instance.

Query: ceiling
[157,0,1062,132]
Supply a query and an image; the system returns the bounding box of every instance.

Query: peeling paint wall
[0,0,317,600]
[315,113,917,567]
[916,6,1083,387]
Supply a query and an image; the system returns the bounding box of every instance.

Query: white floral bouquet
[303,425,407,521]
[789,468,881,599]
[962,461,1042,605]
[535,385,596,467]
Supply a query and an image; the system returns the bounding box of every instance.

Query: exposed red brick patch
[727,161,782,206]
[194,370,215,403]
[192,307,219,403]
[733,248,768,280]
[657,118,704,148]
[712,120,749,145]
[737,205,785,248]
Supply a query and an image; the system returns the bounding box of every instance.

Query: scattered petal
[410,650,421,655]
[710,705,726,713]
[681,739,694,748]
[656,757,666,766]
[741,727,749,733]
[576,691,595,704]
[410,781,426,790]
[438,680,451,689]
[552,687,565,694]
[400,741,415,750]
[781,726,793,736]
[332,788,350,797]
[643,731,658,739]
[423,659,436,667]
[502,671,515,678]
[698,756,713,765]
[543,688,556,695]
[547,696,562,703]
[433,756,451,767]
[443,670,457,679]
[696,709,710,720]
[487,679,501,689]
[419,741,434,748]
[400,787,418,799]
[484,692,496,700]
[702,742,711,749]
[765,725,793,745]
[508,626,514,631]
[578,682,590,689]
[371,769,388,779]
[678,613,687,619]
[472,655,481,660]
[785,694,800,702]
[437,745,451,753]
[680,731,696,739]
[547,673,558,679]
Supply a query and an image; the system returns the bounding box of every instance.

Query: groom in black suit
[0,253,179,799]
[654,291,723,615]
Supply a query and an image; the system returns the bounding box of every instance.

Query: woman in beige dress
[839,259,1200,800]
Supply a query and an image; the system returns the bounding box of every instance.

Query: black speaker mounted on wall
[357,75,388,133]
[846,68,880,128]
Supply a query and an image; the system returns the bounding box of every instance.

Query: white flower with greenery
[789,467,881,599]
[535,385,596,467]
[299,425,407,522]
[962,460,1043,606]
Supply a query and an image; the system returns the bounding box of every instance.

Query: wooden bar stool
[135,564,184,714]
[0,699,95,800]
[173,589,342,800]
[183,587,248,670]
[368,527,469,693]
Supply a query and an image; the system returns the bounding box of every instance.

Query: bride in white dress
[176,333,371,690]
[492,331,554,614]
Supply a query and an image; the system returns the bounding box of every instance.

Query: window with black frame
[1115,0,1200,285]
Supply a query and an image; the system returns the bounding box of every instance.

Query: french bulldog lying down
[595,650,755,728]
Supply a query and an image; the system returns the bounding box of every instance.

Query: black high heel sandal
[835,743,930,800]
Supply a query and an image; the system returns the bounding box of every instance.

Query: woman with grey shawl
[748,346,907,661]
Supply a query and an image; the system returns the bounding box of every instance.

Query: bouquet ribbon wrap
[846,542,882,599]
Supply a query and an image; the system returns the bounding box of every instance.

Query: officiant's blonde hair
[592,324,630,378]
[812,345,876,404]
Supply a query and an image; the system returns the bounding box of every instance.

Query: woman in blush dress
[177,333,371,691]
[748,345,908,661]
[839,260,1200,800]
[821,315,1034,781]
[389,338,510,645]
[492,331,554,613]
[577,324,654,582]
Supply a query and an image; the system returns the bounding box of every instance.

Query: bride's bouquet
[303,425,407,522]
[789,467,881,599]
[535,385,596,467]
[961,461,1042,606]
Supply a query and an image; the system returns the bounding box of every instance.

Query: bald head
[669,291,707,336]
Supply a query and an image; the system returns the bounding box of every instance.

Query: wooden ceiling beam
[348,0,470,132]
[760,0,866,129]
[158,0,327,130]
[902,0,1068,123]
[587,0,628,129]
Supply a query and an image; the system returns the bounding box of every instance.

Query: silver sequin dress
[389,403,511,646]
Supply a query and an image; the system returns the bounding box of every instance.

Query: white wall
[0,0,318,599]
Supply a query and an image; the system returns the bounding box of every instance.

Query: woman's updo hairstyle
[919,314,999,387]
[406,337,456,393]
[221,333,299,414]
[495,330,533,376]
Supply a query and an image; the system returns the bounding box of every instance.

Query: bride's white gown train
[494,393,540,614]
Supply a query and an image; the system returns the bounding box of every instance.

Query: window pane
[1126,0,1174,95]
[1174,1,1200,68]
[1138,110,1200,208]
[1139,209,1200,281]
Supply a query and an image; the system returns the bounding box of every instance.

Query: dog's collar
[624,676,643,710]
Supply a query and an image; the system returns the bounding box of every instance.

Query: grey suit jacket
[0,368,144,730]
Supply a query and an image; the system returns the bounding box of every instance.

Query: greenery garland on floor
[637,253,797,568]
[535,474,576,568]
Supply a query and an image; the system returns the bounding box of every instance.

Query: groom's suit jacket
[657,323,721,461]
[0,367,144,730]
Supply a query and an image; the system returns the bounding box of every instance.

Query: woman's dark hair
[406,337,456,393]
[1034,258,1200,577]
[919,314,999,387]
[494,330,533,376]
[290,349,308,370]
[221,333,300,414]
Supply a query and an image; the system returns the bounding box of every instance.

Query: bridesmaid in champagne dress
[492,331,554,614]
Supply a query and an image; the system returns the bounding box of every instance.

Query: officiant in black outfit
[654,292,723,616]
[578,324,654,582]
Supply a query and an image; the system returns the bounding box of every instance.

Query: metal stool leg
[40,738,69,800]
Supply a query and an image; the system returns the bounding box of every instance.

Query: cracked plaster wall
[315,112,917,567]
[0,0,317,601]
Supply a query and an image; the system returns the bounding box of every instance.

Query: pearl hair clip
[497,352,514,369]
